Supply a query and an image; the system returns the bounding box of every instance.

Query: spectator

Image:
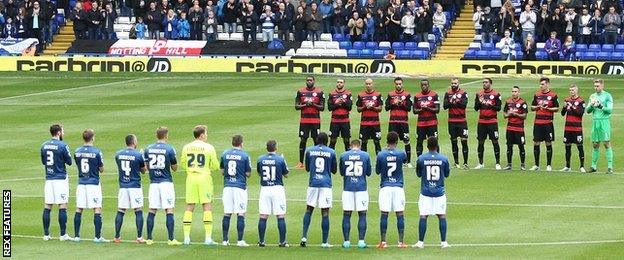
[495,7,512,39]
[561,35,575,60]
[365,12,374,41]
[415,6,429,42]
[306,2,322,42]
[401,9,415,42]
[2,17,17,38]
[578,8,591,44]
[602,6,621,44]
[163,9,178,39]
[146,2,162,39]
[158,0,172,15]
[283,0,295,19]
[101,3,117,40]
[363,0,378,14]
[69,2,86,39]
[558,0,581,9]
[347,11,364,42]
[374,7,387,41]
[563,7,577,38]
[188,5,203,40]
[519,4,536,43]
[204,10,217,42]
[205,0,216,14]
[546,7,564,40]
[481,6,496,43]
[319,0,333,34]
[332,0,346,35]
[241,4,257,43]
[522,33,536,60]
[222,0,237,34]
[27,1,45,48]
[173,0,188,16]
[86,1,102,40]
[293,5,306,41]
[499,29,515,60]
[588,9,603,44]
[44,0,57,44]
[5,0,18,20]
[177,11,190,39]
[260,5,275,42]
[473,5,483,34]
[134,0,148,22]
[590,0,608,15]
[134,16,147,39]
[384,48,396,59]
[535,4,550,41]
[491,0,503,14]
[432,4,446,38]
[385,5,401,42]
[275,3,291,41]
[545,31,561,60]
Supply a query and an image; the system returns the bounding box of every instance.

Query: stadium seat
[365,42,378,49]
[314,41,328,49]
[361,33,369,41]
[597,51,610,60]
[300,41,314,49]
[360,49,373,58]
[117,17,131,24]
[378,41,391,50]
[116,31,129,40]
[481,43,494,50]
[373,50,386,59]
[427,34,437,42]
[397,50,411,58]
[588,44,601,52]
[285,49,296,56]
[352,41,365,50]
[217,25,223,32]
[580,52,597,61]
[229,33,243,41]
[332,34,345,41]
[412,50,428,59]
[536,42,545,51]
[473,34,482,42]
[514,52,523,60]
[602,44,614,52]
[339,41,352,50]
[610,52,624,61]
[536,51,547,60]
[320,33,332,41]
[325,41,340,49]
[489,50,502,59]
[476,50,489,59]
[405,42,417,50]
[217,33,229,41]
[576,44,587,52]
[294,49,312,57]
[417,42,430,51]
[494,42,503,49]
[464,49,477,59]
[347,49,360,57]
[616,44,624,52]
[392,42,405,50]
[514,43,521,51]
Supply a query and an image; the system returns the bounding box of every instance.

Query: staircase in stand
[43,21,75,55]
[435,3,475,60]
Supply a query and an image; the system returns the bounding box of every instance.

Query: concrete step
[54,34,75,41]
[42,49,66,55]
[46,45,70,51]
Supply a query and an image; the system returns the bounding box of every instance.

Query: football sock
[405,143,412,163]
[397,215,405,243]
[321,215,330,244]
[299,139,306,163]
[277,218,287,244]
[302,211,312,238]
[373,140,381,155]
[135,210,143,238]
[166,213,175,241]
[418,218,427,242]
[115,211,124,238]
[203,211,213,240]
[221,215,231,241]
[519,145,526,164]
[380,213,388,241]
[451,140,459,164]
[606,147,613,169]
[357,211,367,241]
[58,209,67,236]
[439,218,447,242]
[183,211,193,241]
[74,212,82,238]
[477,142,484,164]
[236,215,245,241]
[565,145,572,168]
[42,208,51,236]
[591,146,600,168]
[258,218,267,243]
[546,144,553,165]
[146,212,155,240]
[416,139,424,157]
[329,138,337,150]
[534,145,541,166]
[577,145,585,167]
[461,139,469,165]
[493,141,501,164]
[94,213,102,239]
[342,212,351,242]
[506,144,513,165]
[343,139,350,152]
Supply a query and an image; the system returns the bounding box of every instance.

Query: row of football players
[40,124,451,249]
[295,76,595,172]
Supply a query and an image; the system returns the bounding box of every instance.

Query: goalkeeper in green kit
[586,79,614,174]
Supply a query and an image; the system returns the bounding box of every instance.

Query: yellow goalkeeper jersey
[180,140,219,176]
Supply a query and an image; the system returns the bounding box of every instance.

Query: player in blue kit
[73,129,107,243]
[257,140,290,247]
[339,139,372,249]
[113,134,147,244]
[414,136,450,249]
[300,132,337,248]
[375,131,408,249]
[220,135,252,247]
[143,127,181,246]
[40,124,74,242]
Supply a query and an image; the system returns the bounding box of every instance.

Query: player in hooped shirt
[413,79,440,157]
[356,78,383,155]
[73,129,107,243]
[414,136,450,249]
[300,132,337,248]
[560,84,586,172]
[443,78,470,169]
[530,77,559,171]
[40,124,74,242]
[339,139,372,249]
[220,135,252,247]
[114,134,147,243]
[474,78,503,170]
[503,86,528,170]
[375,132,408,249]
[295,75,326,168]
[257,140,290,247]
[385,77,413,168]
[328,78,353,151]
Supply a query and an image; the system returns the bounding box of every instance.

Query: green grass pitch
[1,72,623,259]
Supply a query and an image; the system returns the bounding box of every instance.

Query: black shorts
[506,131,525,145]
[448,123,468,139]
[416,125,438,140]
[388,123,410,141]
[359,125,381,140]
[563,131,583,144]
[299,123,320,139]
[477,123,499,141]
[533,123,555,142]
[329,122,351,139]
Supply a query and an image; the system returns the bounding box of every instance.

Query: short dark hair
[427,136,439,150]
[232,134,243,147]
[266,140,277,152]
[50,124,63,136]
[125,134,137,146]
[540,77,550,84]
[82,129,95,142]
[387,131,399,145]
[350,139,361,147]
[316,132,329,146]
[484,77,492,84]
[420,79,429,85]
[512,85,520,90]
[306,75,315,80]
[193,125,207,138]
[156,126,168,140]
[394,77,403,82]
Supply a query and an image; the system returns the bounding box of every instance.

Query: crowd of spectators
[0,0,59,51]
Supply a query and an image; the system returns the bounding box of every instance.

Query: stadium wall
[2,56,624,75]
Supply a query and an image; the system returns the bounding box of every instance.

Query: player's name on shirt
[308,150,332,157]
[117,154,138,160]
[147,148,168,154]
[225,154,243,160]
[75,152,97,158]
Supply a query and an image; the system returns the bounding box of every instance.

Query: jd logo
[370,60,396,74]
[147,58,171,72]
[601,62,624,75]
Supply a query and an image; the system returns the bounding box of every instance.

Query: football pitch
[1,72,623,259]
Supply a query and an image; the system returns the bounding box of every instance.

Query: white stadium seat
[325,41,339,49]
[474,34,482,41]
[314,41,327,49]
[229,33,243,41]
[117,17,131,24]
[320,33,332,41]
[116,31,129,40]
[418,42,430,50]
[217,25,223,32]
[468,42,481,49]
[256,33,263,40]
[217,33,230,41]
[328,49,347,57]
[294,48,313,57]
[536,42,545,49]
[379,41,391,49]
[285,48,296,56]
[495,42,503,49]
[300,41,313,49]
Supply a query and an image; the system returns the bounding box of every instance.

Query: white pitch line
[10,234,624,248]
[0,177,42,182]
[0,78,149,102]
[10,195,624,209]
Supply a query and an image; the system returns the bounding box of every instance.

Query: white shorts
[222,187,248,214]
[148,182,176,209]
[378,186,405,212]
[259,186,287,216]
[44,179,69,204]
[342,191,369,212]
[76,184,102,209]
[418,194,447,216]
[306,187,333,209]
[118,188,144,209]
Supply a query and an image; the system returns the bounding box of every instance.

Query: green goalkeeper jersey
[586,91,613,120]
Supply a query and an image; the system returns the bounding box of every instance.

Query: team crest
[516,103,521,108]
[372,96,377,100]
[574,101,579,106]
[547,96,552,100]
[312,92,317,97]
[489,95,494,99]
[342,94,347,99]
[401,96,406,100]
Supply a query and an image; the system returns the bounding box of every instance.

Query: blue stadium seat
[514,43,521,51]
[597,51,610,60]
[581,52,597,61]
[514,53,523,60]
[476,50,489,59]
[361,33,369,41]
[405,42,417,50]
[332,34,344,42]
[575,44,587,52]
[616,44,624,52]
[397,50,411,59]
[347,49,360,58]
[464,49,477,59]
[481,43,494,50]
[536,51,547,60]
[602,44,614,52]
[412,50,428,59]
[339,41,352,50]
[611,52,624,61]
[352,41,365,50]
[360,49,373,58]
[588,44,601,52]
[489,50,502,59]
[392,42,405,50]
[373,50,386,59]
[365,42,378,49]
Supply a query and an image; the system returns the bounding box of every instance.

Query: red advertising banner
[108,40,206,56]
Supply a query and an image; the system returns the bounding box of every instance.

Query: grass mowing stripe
[0,78,149,101]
